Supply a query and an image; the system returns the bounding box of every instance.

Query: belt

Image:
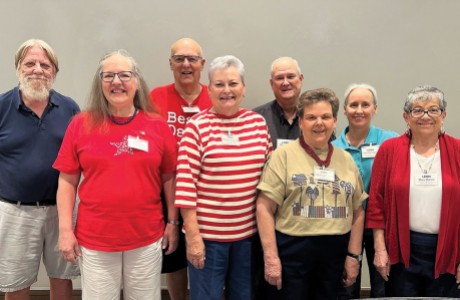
[0,197,56,207]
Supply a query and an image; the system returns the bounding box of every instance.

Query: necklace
[109,107,138,125]
[411,141,439,174]
[299,135,334,167]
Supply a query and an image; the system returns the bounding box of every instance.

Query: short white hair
[208,55,245,84]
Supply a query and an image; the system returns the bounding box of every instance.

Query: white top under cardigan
[409,148,442,234]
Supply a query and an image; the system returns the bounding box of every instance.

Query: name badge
[415,173,438,186]
[128,135,149,152]
[314,166,335,182]
[222,132,239,145]
[361,144,379,158]
[182,106,200,113]
[277,138,293,148]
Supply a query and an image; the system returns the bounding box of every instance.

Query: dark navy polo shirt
[0,86,80,203]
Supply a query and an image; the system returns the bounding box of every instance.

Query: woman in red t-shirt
[53,50,177,300]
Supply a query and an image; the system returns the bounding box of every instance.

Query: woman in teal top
[333,83,398,299]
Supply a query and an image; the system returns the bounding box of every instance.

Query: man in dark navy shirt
[253,57,304,150]
[252,57,304,300]
[0,39,80,300]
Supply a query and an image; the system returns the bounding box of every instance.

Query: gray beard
[19,77,52,102]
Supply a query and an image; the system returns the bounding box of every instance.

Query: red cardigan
[366,133,460,278]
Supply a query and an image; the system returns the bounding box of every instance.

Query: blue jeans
[188,237,254,300]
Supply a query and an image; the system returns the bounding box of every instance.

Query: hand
[342,256,360,287]
[185,234,206,269]
[264,255,282,290]
[374,249,390,281]
[162,223,179,255]
[59,229,81,264]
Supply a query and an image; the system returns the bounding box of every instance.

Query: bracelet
[347,252,363,262]
[167,220,180,226]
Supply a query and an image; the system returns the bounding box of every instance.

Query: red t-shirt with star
[53,111,177,251]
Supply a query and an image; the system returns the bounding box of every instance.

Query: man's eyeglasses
[170,55,202,64]
[100,71,134,82]
[409,107,443,118]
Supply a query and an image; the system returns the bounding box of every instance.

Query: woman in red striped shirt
[175,55,272,300]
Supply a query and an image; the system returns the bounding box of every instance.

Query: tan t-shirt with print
[257,139,367,236]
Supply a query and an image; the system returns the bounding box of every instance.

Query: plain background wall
[1,0,460,290]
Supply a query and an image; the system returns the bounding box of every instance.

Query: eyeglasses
[100,71,134,82]
[170,55,202,64]
[409,107,443,118]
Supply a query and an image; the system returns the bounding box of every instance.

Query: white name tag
[415,173,438,186]
[222,133,239,145]
[361,145,379,158]
[277,138,293,148]
[128,136,149,152]
[182,106,200,113]
[314,166,335,182]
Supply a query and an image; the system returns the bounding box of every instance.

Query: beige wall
[2,0,460,291]
[1,1,460,136]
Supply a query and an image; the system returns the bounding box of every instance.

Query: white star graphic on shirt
[110,136,133,156]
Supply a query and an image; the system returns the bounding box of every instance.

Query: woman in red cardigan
[366,85,460,297]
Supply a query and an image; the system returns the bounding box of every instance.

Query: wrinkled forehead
[271,59,299,76]
[21,46,51,64]
[171,41,202,56]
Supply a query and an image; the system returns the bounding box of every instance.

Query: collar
[272,100,298,125]
[363,125,379,145]
[337,125,378,149]
[13,86,58,110]
[171,83,205,107]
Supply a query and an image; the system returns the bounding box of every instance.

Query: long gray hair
[86,49,156,129]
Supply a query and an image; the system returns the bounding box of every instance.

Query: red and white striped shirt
[175,108,272,242]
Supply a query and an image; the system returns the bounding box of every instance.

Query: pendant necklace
[411,141,439,174]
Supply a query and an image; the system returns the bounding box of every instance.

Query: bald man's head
[169,38,205,87]
[170,38,203,57]
[270,57,304,105]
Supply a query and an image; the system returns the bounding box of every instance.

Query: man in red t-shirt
[150,37,212,300]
